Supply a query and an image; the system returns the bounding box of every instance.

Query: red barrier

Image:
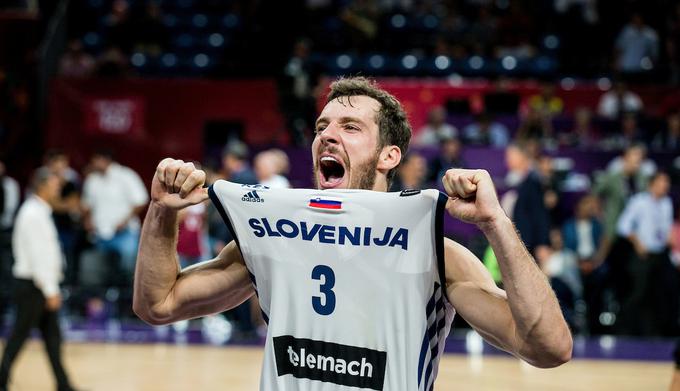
[47,78,286,174]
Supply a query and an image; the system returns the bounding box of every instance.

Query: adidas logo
[241,190,264,203]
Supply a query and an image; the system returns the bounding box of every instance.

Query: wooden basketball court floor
[1,340,674,390]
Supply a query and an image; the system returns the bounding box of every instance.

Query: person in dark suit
[504,143,551,256]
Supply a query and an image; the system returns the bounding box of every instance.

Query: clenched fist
[442,169,506,226]
[152,158,209,209]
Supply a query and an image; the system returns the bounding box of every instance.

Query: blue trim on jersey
[417,330,428,387]
[261,310,269,325]
[421,281,451,390]
[423,359,434,390]
[435,192,448,303]
[426,292,436,316]
[248,271,258,288]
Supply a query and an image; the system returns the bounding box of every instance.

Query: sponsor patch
[274,335,386,390]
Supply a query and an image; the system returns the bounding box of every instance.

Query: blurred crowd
[1,110,678,339]
[392,91,679,335]
[54,0,680,80]
[0,143,291,341]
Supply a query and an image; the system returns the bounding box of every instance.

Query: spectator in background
[95,46,131,78]
[204,164,229,258]
[392,152,427,191]
[82,150,148,281]
[495,3,536,61]
[562,194,606,334]
[0,161,19,235]
[614,13,659,73]
[427,136,466,187]
[593,144,649,247]
[563,195,604,274]
[561,107,598,148]
[221,141,257,185]
[280,39,320,146]
[670,207,680,271]
[652,111,680,151]
[58,39,95,78]
[606,141,656,177]
[517,105,554,147]
[526,81,563,120]
[415,106,458,147]
[414,106,458,147]
[503,143,550,256]
[43,150,82,287]
[462,112,510,147]
[254,149,291,189]
[538,228,580,330]
[220,143,258,338]
[104,0,135,54]
[0,168,81,391]
[597,81,643,119]
[616,172,676,336]
[131,1,168,57]
[177,204,207,268]
[0,161,20,320]
[601,112,644,150]
[537,155,562,226]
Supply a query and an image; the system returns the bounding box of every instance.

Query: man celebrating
[134,77,571,390]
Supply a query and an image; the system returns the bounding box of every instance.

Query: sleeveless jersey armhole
[208,183,242,250]
[435,191,449,304]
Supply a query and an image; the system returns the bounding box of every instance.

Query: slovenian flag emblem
[309,196,342,210]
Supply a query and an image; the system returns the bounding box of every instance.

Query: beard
[349,153,379,190]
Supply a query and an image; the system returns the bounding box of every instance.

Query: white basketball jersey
[209,180,456,391]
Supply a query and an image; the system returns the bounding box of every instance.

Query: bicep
[166,241,255,320]
[443,238,518,352]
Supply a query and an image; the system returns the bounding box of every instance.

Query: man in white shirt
[0,168,80,391]
[596,81,643,120]
[616,171,676,336]
[82,150,148,280]
[414,106,459,147]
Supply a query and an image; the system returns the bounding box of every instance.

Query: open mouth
[318,155,346,189]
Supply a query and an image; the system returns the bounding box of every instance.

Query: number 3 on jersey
[311,265,336,315]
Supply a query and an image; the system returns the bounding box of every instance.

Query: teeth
[321,156,338,163]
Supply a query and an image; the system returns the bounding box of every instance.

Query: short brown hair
[326,77,411,186]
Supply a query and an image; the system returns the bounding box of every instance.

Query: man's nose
[319,124,340,145]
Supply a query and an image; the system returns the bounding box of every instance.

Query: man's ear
[377,145,402,172]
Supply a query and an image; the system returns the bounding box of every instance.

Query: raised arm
[442,169,572,368]
[133,158,254,325]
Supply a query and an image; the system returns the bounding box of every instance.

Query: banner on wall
[83,97,146,136]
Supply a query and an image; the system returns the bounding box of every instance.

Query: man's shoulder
[16,199,47,222]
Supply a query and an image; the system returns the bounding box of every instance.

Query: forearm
[133,202,181,323]
[480,215,571,366]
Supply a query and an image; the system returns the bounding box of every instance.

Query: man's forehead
[319,95,381,119]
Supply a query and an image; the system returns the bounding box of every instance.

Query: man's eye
[315,125,326,134]
[345,124,359,131]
